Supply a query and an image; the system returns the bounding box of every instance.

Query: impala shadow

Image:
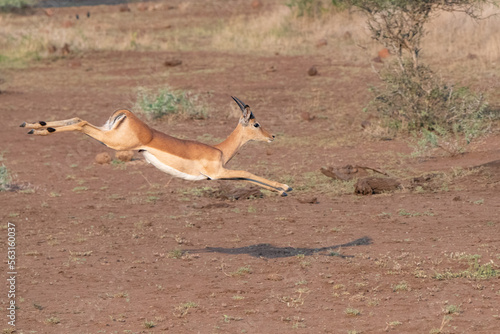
[187,236,372,259]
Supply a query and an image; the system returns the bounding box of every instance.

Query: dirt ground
[1,1,500,333]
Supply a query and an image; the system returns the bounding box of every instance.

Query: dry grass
[1,3,500,66]
[424,8,500,64]
[211,6,370,56]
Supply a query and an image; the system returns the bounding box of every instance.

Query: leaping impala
[21,96,292,196]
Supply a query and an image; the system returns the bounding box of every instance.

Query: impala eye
[253,123,260,128]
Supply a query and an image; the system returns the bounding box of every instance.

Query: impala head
[232,96,275,143]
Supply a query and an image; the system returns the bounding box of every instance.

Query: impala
[21,97,292,196]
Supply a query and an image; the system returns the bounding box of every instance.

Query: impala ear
[231,96,254,124]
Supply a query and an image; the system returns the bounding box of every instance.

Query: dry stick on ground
[321,165,390,181]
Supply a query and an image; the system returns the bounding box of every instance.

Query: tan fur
[22,106,291,196]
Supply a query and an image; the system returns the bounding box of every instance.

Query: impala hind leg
[20,117,110,143]
[214,169,292,196]
[20,117,82,130]
[22,119,93,136]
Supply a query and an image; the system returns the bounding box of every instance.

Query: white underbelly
[141,151,207,181]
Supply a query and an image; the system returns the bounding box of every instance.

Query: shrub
[286,0,329,17]
[0,0,37,12]
[334,0,499,153]
[370,60,493,140]
[135,87,207,121]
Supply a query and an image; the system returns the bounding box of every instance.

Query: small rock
[115,150,134,162]
[343,31,352,40]
[378,48,390,59]
[137,3,148,11]
[467,53,478,60]
[61,43,71,55]
[47,44,57,54]
[95,152,111,165]
[150,4,163,11]
[361,120,371,129]
[266,273,283,281]
[300,111,315,121]
[119,4,131,12]
[251,0,263,9]
[164,59,182,67]
[316,38,327,48]
[62,20,74,28]
[355,177,400,195]
[308,65,318,76]
[68,60,81,68]
[265,65,277,73]
[297,197,318,204]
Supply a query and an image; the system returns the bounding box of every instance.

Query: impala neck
[214,123,249,165]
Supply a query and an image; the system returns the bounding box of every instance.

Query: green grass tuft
[0,0,36,12]
[135,87,207,121]
[0,164,12,191]
[434,258,499,280]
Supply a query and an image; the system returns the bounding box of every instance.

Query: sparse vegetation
[135,87,207,121]
[296,171,357,195]
[444,304,461,315]
[223,314,243,323]
[143,320,155,329]
[345,307,361,316]
[371,62,493,138]
[167,249,184,259]
[434,258,499,280]
[287,0,334,18]
[335,0,499,154]
[0,0,36,12]
[392,281,409,292]
[3,2,500,333]
[387,321,403,327]
[72,186,88,193]
[230,266,252,277]
[398,209,434,217]
[430,315,452,334]
[0,164,12,191]
[232,295,245,300]
[174,302,198,318]
[44,316,60,325]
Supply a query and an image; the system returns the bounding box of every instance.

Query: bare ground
[1,2,500,334]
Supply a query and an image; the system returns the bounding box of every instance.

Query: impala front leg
[213,169,292,196]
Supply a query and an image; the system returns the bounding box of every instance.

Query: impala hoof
[20,122,26,127]
[27,129,34,134]
[279,185,292,197]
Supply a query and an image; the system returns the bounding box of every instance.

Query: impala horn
[231,96,254,119]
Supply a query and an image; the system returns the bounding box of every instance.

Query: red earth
[1,1,499,333]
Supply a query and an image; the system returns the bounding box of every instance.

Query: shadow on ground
[188,236,372,259]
